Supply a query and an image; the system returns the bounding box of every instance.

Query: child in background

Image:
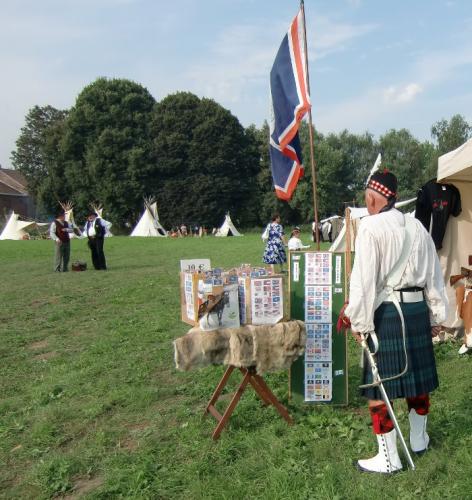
[288,227,310,251]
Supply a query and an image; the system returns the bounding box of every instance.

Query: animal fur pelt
[173,320,306,375]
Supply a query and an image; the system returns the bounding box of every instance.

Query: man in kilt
[344,170,447,473]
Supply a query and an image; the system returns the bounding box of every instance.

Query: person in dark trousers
[83,210,108,270]
[49,209,74,272]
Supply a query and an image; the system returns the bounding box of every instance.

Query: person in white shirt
[83,210,108,270]
[287,227,310,251]
[342,170,447,474]
[49,209,75,272]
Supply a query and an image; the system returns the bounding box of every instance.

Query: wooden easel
[205,365,294,440]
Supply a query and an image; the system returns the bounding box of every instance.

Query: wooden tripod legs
[205,365,293,440]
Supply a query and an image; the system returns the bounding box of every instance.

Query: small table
[205,365,294,440]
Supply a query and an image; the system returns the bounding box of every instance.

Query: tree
[151,92,259,228]
[379,129,434,200]
[431,114,472,155]
[11,105,68,202]
[59,78,156,224]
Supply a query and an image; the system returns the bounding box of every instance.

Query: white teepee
[215,213,242,237]
[60,201,81,238]
[130,199,167,237]
[0,211,38,240]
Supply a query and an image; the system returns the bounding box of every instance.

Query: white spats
[357,429,403,474]
[409,409,429,454]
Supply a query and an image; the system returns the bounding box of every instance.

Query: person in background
[323,220,333,242]
[262,213,287,273]
[288,227,310,251]
[49,209,74,272]
[312,219,322,242]
[83,210,108,270]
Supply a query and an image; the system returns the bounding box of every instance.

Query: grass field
[1,235,472,499]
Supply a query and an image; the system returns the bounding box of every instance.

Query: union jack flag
[269,9,311,200]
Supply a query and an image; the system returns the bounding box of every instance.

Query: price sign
[180,259,211,273]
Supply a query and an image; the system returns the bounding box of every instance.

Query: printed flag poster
[184,273,195,321]
[250,277,283,325]
[304,362,333,402]
[305,252,331,285]
[305,323,332,362]
[238,278,247,325]
[305,286,332,323]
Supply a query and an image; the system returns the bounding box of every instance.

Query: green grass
[1,235,471,499]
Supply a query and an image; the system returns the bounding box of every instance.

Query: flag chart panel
[289,251,348,405]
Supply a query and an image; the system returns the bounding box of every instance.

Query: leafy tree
[60,77,156,224]
[293,125,346,220]
[151,92,259,228]
[431,114,472,155]
[379,129,434,200]
[11,105,68,202]
[324,130,377,207]
[249,121,296,226]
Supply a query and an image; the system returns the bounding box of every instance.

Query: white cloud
[184,14,377,113]
[308,15,377,60]
[383,83,423,104]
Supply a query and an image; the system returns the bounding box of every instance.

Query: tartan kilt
[361,300,439,401]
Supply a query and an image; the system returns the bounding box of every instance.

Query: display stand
[289,251,349,405]
[205,365,294,440]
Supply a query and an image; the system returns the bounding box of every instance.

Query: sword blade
[361,336,416,471]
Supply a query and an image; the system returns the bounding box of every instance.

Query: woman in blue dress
[263,214,287,272]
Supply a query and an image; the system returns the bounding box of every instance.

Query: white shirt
[84,218,107,238]
[288,237,310,251]
[345,208,447,333]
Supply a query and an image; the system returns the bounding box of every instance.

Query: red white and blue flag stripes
[269,9,311,200]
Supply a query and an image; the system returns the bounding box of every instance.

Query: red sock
[369,403,394,434]
[406,394,430,416]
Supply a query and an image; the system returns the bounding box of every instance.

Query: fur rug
[174,320,306,375]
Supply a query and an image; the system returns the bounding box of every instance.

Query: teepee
[0,211,39,240]
[91,203,113,237]
[130,198,167,237]
[60,201,81,238]
[215,213,242,237]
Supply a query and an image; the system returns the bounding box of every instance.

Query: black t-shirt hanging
[415,179,461,249]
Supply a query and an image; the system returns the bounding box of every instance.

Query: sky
[1,0,472,169]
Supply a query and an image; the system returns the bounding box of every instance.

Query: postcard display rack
[289,251,348,405]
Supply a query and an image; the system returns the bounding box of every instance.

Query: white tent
[215,213,242,237]
[0,211,42,240]
[437,139,472,327]
[60,201,81,238]
[329,197,417,252]
[130,200,167,237]
[319,215,343,242]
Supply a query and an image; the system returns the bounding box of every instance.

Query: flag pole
[300,0,320,250]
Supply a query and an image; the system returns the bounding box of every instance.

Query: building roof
[0,168,28,196]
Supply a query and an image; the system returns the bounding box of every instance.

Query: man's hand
[56,240,62,246]
[351,331,363,344]
[431,325,442,338]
